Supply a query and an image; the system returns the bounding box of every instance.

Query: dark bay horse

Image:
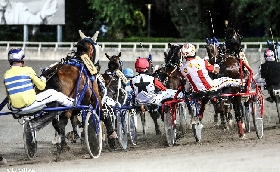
[151,43,186,135]
[102,52,126,102]
[40,30,102,153]
[206,32,248,138]
[153,43,185,93]
[162,43,185,90]
[205,41,234,129]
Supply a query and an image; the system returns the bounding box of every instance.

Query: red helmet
[135,58,150,73]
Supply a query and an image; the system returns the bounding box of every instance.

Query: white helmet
[8,48,25,64]
[181,43,196,58]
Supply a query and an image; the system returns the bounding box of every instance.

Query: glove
[40,76,46,82]
[40,0,57,19]
[214,64,220,68]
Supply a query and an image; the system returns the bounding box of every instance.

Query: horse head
[225,28,242,55]
[105,52,123,72]
[164,43,183,66]
[76,30,100,64]
[205,37,226,65]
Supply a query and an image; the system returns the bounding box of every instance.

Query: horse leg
[198,101,206,121]
[140,104,147,135]
[225,102,233,127]
[218,101,229,130]
[232,97,245,138]
[212,102,220,126]
[69,113,82,143]
[52,117,61,145]
[102,111,116,150]
[149,107,161,135]
[52,113,70,153]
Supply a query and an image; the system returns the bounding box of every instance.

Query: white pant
[19,89,74,111]
[211,77,242,91]
[135,89,181,105]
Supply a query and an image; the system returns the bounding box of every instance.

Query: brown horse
[39,30,105,157]
[206,32,248,138]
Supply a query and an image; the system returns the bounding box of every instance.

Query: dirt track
[0,60,280,172]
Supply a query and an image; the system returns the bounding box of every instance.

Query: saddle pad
[81,54,97,75]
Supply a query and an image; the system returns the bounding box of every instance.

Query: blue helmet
[8,48,25,63]
[123,68,134,78]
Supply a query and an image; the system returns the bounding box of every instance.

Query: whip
[270,28,278,61]
[139,41,149,57]
[207,10,217,63]
[208,10,215,36]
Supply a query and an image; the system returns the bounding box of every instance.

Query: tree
[87,0,146,38]
[166,0,209,40]
[231,0,279,37]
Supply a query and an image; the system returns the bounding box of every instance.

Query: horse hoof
[228,120,233,127]
[239,134,247,140]
[156,129,161,135]
[66,131,75,142]
[52,135,61,145]
[223,125,229,131]
[107,138,116,151]
[213,122,220,127]
[61,143,70,152]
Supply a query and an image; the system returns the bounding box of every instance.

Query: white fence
[0,41,269,53]
[0,41,267,63]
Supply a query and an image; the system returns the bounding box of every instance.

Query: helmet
[8,48,25,63]
[181,43,196,58]
[123,68,134,78]
[135,58,150,73]
[264,49,275,61]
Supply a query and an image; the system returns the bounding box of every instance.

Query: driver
[3,48,74,111]
[179,43,243,120]
[130,57,180,106]
[261,49,280,102]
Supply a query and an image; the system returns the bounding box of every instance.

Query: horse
[102,52,126,102]
[150,43,188,136]
[39,30,103,155]
[205,31,248,138]
[162,43,185,89]
[205,38,234,128]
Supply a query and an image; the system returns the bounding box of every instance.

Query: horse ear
[118,52,121,57]
[92,31,99,42]
[168,43,171,48]
[105,53,110,60]
[79,30,86,39]
[164,52,168,58]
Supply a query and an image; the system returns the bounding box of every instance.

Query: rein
[41,63,63,82]
[168,65,177,76]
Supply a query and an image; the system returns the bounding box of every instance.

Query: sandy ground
[0,60,280,172]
